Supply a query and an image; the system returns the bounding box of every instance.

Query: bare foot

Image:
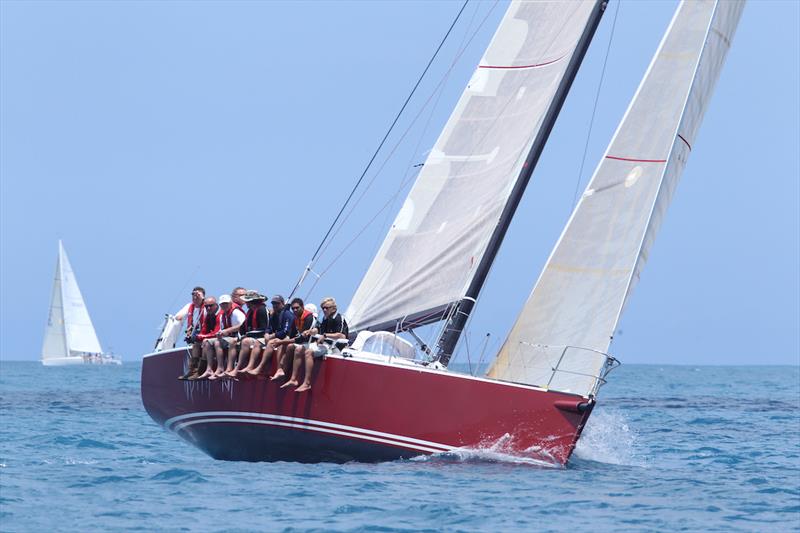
[270,370,285,381]
[280,380,298,389]
[245,368,261,376]
[295,383,311,393]
[197,371,214,380]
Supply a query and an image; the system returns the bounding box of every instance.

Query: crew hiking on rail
[176,287,348,393]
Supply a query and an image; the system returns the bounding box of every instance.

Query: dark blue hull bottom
[178,422,425,463]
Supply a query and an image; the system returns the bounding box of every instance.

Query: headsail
[347,0,604,334]
[487,0,745,395]
[41,241,103,360]
[41,246,68,360]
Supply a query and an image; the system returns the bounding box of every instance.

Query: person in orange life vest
[176,286,206,380]
[207,291,247,381]
[279,298,317,390]
[295,297,349,393]
[247,294,294,377]
[226,291,268,378]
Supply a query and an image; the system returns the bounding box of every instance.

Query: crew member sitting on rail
[177,286,206,380]
[226,291,268,377]
[279,298,316,390]
[295,297,348,392]
[247,294,294,377]
[191,297,222,379]
[206,287,246,381]
[221,287,247,375]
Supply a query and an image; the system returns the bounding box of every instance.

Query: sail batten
[346,0,602,333]
[487,0,745,396]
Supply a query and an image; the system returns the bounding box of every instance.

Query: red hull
[141,348,594,464]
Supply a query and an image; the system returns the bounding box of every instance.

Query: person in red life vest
[294,297,349,393]
[195,297,228,380]
[279,298,317,390]
[207,291,247,380]
[176,286,206,380]
[182,296,221,380]
[226,290,268,378]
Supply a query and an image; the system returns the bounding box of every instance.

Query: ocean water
[0,362,798,532]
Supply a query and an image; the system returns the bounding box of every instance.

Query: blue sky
[1,0,798,365]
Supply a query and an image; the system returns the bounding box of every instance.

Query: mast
[435,0,608,366]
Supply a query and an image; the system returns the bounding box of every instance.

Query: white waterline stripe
[173,417,449,454]
[164,411,453,451]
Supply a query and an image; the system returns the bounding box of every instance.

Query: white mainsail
[487,0,744,395]
[41,241,104,362]
[347,0,601,333]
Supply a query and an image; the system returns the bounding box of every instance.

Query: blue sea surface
[0,361,798,532]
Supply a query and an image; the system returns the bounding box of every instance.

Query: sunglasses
[291,306,301,311]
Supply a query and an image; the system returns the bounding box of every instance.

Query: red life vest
[221,303,242,330]
[198,308,222,339]
[186,302,206,330]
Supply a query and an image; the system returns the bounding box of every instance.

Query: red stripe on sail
[479,54,566,70]
[605,155,667,163]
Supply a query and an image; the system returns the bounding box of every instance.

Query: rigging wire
[288,0,470,299]
[301,0,501,299]
[307,0,498,278]
[569,0,621,210]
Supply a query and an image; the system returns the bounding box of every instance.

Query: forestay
[347,0,600,333]
[487,0,744,395]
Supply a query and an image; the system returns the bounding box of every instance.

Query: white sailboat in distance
[41,241,121,366]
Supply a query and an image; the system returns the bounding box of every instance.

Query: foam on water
[412,433,562,468]
[574,407,647,467]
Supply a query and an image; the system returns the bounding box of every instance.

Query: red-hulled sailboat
[142,0,743,464]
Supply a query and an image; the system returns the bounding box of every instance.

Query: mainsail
[41,241,103,361]
[347,0,604,334]
[487,0,744,395]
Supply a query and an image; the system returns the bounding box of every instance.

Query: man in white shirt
[208,289,247,380]
[177,287,206,380]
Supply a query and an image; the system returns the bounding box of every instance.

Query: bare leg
[295,350,314,392]
[244,342,263,373]
[225,342,238,374]
[229,339,253,376]
[250,339,275,375]
[198,340,216,379]
[280,345,300,388]
[209,340,226,380]
[270,343,288,380]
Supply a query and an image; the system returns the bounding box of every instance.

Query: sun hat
[241,290,266,302]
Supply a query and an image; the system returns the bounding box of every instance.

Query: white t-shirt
[175,303,203,327]
[230,308,246,328]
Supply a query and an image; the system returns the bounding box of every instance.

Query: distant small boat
[41,241,121,366]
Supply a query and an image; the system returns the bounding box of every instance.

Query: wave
[573,408,647,467]
[410,433,563,468]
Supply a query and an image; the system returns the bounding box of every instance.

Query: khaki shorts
[219,337,238,350]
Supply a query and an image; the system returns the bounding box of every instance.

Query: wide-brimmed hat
[241,290,266,302]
